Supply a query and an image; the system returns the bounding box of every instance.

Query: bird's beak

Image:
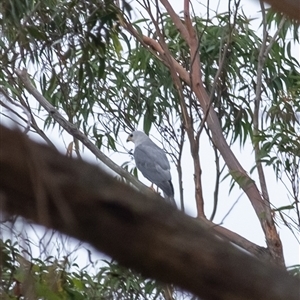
[126,135,132,142]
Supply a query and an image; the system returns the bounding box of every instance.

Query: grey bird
[127,131,176,206]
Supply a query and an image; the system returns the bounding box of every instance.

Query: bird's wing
[133,141,171,184]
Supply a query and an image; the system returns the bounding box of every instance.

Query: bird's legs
[149,183,157,193]
[149,183,161,195]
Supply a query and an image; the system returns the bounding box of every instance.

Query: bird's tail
[163,192,177,208]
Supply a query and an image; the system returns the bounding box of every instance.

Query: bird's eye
[130,134,133,137]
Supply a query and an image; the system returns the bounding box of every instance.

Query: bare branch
[142,1,205,217]
[199,217,271,261]
[0,87,56,149]
[210,146,223,221]
[253,1,270,204]
[159,0,190,43]
[15,69,152,197]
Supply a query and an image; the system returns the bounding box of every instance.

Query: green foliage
[92,260,164,299]
[0,238,165,299]
[1,1,299,161]
[0,0,133,148]
[127,10,300,155]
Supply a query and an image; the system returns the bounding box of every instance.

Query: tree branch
[15,68,152,197]
[253,1,270,203]
[0,125,299,300]
[254,4,287,206]
[160,0,285,266]
[261,0,300,20]
[143,1,205,217]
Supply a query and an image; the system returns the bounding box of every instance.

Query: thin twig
[210,146,222,221]
[254,3,286,204]
[198,0,241,136]
[144,0,205,216]
[15,68,154,197]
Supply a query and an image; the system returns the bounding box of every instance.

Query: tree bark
[262,0,300,21]
[0,126,299,300]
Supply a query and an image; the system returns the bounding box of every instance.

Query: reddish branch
[0,125,299,300]
[143,0,205,217]
[156,0,285,267]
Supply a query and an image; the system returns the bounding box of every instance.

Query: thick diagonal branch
[0,126,299,300]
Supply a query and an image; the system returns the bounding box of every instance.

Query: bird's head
[126,132,134,143]
[127,131,148,145]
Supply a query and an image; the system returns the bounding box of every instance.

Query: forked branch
[159,0,284,265]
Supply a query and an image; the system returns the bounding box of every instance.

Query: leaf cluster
[0,238,165,300]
